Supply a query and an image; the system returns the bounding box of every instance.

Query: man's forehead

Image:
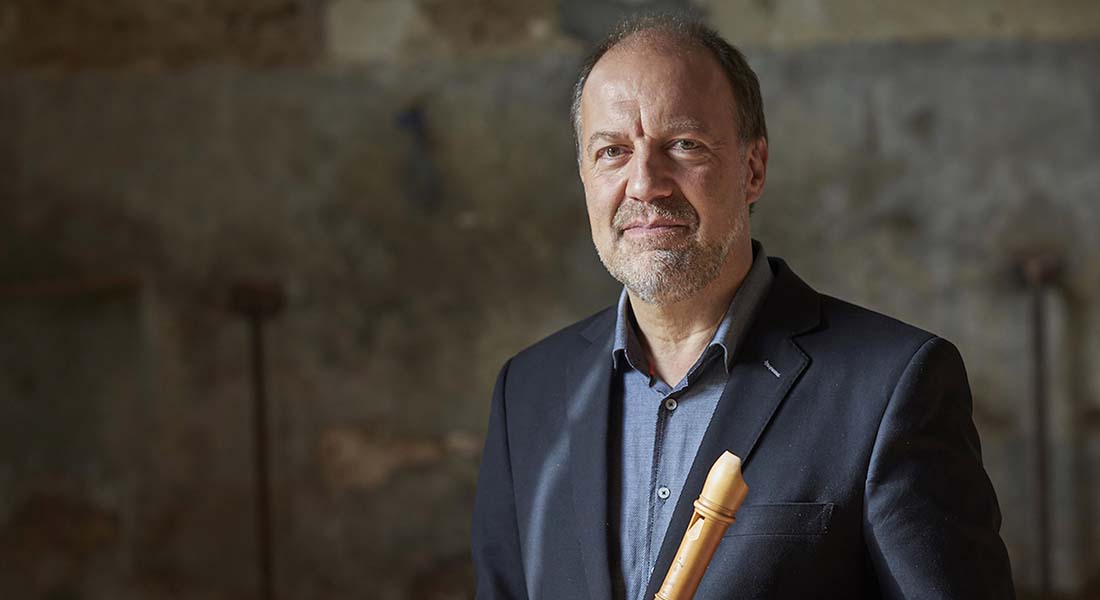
[581,46,732,131]
[590,97,711,130]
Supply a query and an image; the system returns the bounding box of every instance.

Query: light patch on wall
[316,425,479,494]
[325,0,425,63]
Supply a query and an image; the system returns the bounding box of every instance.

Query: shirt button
[664,398,678,411]
[657,486,671,500]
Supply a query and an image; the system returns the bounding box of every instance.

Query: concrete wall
[1,1,1098,598]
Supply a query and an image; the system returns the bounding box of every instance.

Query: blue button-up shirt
[609,241,774,600]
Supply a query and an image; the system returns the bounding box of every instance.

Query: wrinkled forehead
[580,40,736,136]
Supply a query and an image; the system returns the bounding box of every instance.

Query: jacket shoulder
[805,293,951,374]
[769,255,942,357]
[507,305,615,374]
[819,295,936,343]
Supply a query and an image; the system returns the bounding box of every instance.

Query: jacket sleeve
[863,336,1015,599]
[472,359,530,599]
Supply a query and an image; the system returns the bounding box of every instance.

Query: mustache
[612,197,699,231]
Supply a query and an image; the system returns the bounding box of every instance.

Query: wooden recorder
[654,451,749,600]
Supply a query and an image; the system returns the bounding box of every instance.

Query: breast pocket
[697,503,837,598]
[723,502,834,537]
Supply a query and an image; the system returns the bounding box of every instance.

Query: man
[472,15,1014,600]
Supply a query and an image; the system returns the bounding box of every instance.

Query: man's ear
[745,137,769,205]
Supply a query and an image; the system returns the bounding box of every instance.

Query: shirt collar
[611,239,774,374]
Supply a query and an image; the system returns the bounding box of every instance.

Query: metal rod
[1032,277,1051,596]
[1023,257,1054,597]
[249,312,275,600]
[230,282,285,600]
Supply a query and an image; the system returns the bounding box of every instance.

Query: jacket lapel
[643,258,822,599]
[565,311,616,600]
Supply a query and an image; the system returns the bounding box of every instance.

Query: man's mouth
[621,219,689,238]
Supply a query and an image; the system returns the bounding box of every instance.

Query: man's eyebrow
[584,119,710,156]
[585,131,622,156]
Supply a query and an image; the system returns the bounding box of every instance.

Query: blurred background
[1,0,1098,598]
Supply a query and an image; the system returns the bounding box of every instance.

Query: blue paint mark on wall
[395,104,444,212]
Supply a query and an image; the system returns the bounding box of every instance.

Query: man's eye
[599,146,625,159]
[673,139,700,150]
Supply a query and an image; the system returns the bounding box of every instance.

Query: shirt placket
[643,380,683,593]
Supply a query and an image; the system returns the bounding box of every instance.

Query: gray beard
[597,237,728,305]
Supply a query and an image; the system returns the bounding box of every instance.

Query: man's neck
[629,247,753,386]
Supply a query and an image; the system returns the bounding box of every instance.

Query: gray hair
[569,14,768,156]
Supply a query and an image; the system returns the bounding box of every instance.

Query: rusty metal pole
[230,282,285,600]
[1022,256,1057,597]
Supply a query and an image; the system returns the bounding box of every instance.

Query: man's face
[578,40,765,305]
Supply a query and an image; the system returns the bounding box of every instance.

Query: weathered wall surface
[1,1,1098,598]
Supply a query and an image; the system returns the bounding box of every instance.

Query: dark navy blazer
[472,257,1014,599]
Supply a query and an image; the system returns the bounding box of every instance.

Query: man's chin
[614,238,696,259]
[628,245,697,266]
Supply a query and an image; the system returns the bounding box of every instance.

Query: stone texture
[700,0,1100,48]
[558,0,700,44]
[0,52,593,599]
[325,0,426,63]
[325,0,564,63]
[0,0,322,69]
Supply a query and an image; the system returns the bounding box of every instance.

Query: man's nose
[625,149,674,203]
